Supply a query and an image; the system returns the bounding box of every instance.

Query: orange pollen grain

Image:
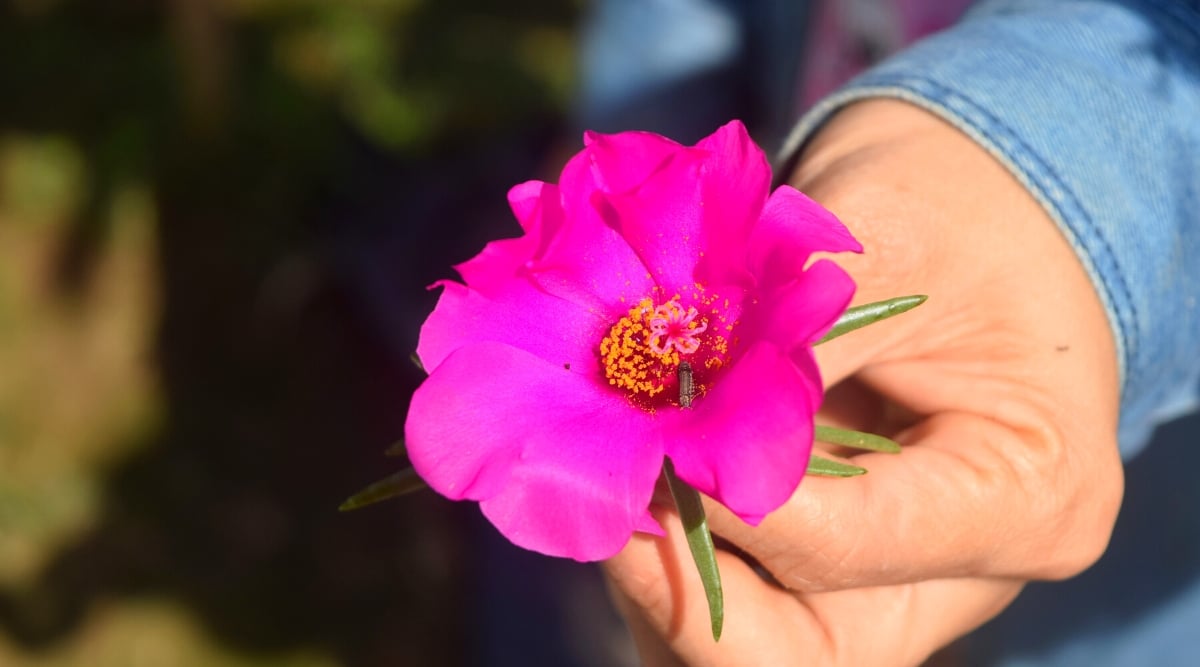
[599,298,688,398]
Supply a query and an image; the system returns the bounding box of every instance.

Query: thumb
[603,502,825,666]
[604,502,1024,666]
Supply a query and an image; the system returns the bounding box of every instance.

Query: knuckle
[1013,420,1124,580]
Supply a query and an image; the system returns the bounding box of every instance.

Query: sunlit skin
[603,100,1122,666]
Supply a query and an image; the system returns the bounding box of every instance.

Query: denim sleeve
[780,0,1200,459]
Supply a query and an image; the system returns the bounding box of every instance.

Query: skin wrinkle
[772,515,857,592]
[802,593,843,666]
[903,414,1058,580]
[729,487,850,590]
[980,382,1121,578]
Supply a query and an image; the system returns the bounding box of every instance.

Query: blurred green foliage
[0,0,581,664]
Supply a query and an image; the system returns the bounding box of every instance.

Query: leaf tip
[337,467,428,511]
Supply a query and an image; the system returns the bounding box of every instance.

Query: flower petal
[594,122,774,296]
[507,180,553,233]
[416,278,606,375]
[406,342,665,561]
[452,181,560,296]
[634,511,666,537]
[581,129,684,194]
[661,341,819,525]
[597,148,708,295]
[743,258,858,352]
[692,120,770,288]
[519,152,656,311]
[749,186,862,284]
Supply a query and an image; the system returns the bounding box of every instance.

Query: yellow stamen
[599,298,681,398]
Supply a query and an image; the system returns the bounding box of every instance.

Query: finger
[702,410,1121,592]
[604,503,830,666]
[605,503,1023,666]
[606,586,686,667]
[798,577,1023,667]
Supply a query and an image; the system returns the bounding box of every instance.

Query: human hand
[603,99,1123,666]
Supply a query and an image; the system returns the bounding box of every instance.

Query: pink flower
[406,121,861,562]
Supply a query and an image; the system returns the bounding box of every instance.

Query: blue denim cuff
[781,0,1200,458]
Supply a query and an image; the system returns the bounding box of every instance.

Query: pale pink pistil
[647,300,707,355]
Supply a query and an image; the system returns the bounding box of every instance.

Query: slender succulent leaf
[339,467,428,511]
[817,295,927,345]
[806,455,868,477]
[814,425,902,453]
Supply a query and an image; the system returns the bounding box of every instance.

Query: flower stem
[816,295,927,345]
[663,457,724,641]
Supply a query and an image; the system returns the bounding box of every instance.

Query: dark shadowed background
[0,1,599,665]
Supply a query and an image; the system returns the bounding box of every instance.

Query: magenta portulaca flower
[407,121,861,561]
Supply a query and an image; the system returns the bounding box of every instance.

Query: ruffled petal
[452,181,557,293]
[692,120,769,288]
[742,258,858,353]
[634,511,666,537]
[661,341,818,525]
[581,129,685,194]
[592,122,774,296]
[788,345,824,422]
[749,186,862,284]
[421,170,662,373]
[517,151,656,312]
[416,278,606,375]
[507,180,553,233]
[597,149,708,295]
[406,342,664,561]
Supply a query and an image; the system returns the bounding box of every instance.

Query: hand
[603,100,1123,666]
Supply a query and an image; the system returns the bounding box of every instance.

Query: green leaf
[663,458,724,641]
[384,440,407,457]
[339,467,428,511]
[816,295,928,345]
[814,425,901,453]
[806,455,868,477]
[410,352,426,374]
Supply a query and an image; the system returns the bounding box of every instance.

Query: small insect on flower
[678,361,695,409]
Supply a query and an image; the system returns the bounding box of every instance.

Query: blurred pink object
[800,0,974,109]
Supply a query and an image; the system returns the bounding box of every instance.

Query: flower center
[599,296,731,408]
[648,301,707,355]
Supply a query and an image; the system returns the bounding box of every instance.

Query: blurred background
[0,0,973,665]
[0,0,587,665]
[13,2,1200,667]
